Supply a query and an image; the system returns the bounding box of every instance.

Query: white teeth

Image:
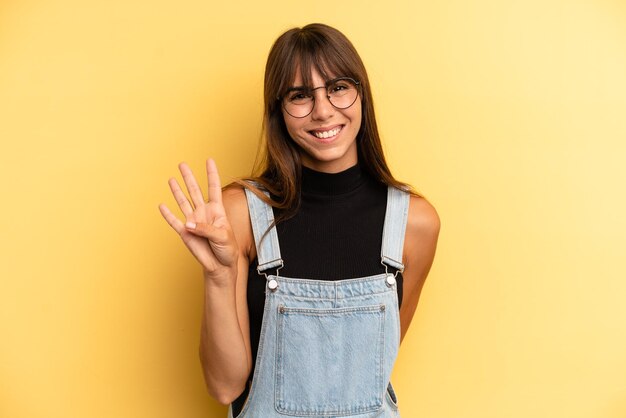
[313,127,341,139]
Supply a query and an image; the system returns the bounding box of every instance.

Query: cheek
[281,111,297,138]
[351,102,363,130]
[352,97,363,119]
[283,117,307,142]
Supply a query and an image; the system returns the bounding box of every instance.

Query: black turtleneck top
[231,164,404,414]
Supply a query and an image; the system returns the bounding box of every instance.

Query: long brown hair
[237,23,414,223]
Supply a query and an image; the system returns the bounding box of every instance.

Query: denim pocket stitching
[275,304,386,416]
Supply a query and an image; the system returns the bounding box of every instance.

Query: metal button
[268,278,278,291]
[380,304,386,311]
[386,274,396,287]
[279,305,285,314]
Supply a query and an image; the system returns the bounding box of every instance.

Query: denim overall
[229,186,410,418]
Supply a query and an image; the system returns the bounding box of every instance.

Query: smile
[310,126,342,139]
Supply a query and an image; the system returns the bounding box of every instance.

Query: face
[282,68,362,173]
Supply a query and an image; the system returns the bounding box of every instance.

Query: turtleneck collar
[301,164,365,196]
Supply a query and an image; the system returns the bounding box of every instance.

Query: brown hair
[237,23,415,223]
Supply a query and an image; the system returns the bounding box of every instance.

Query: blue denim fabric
[230,186,409,418]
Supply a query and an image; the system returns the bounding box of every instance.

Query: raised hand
[159,159,239,287]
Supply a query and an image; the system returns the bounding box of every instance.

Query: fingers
[184,220,229,244]
[168,178,194,217]
[159,203,185,234]
[160,203,221,245]
[164,160,223,230]
[206,158,223,205]
[179,162,205,209]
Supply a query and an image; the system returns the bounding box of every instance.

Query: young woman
[159,23,440,418]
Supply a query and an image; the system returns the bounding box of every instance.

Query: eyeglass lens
[282,78,359,118]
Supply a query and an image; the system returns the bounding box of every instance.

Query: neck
[301,163,364,196]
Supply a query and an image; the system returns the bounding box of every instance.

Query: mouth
[309,125,343,141]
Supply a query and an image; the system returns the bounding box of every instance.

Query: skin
[159,69,440,405]
[282,69,362,173]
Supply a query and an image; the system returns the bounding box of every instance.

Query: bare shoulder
[222,184,248,213]
[222,184,254,259]
[397,194,441,339]
[403,195,441,273]
[406,194,441,240]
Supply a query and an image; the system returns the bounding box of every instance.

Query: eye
[328,79,354,96]
[330,82,348,92]
[287,90,312,103]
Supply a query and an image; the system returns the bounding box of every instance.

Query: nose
[310,88,335,121]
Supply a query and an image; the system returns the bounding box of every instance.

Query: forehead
[288,59,340,88]
[290,68,331,87]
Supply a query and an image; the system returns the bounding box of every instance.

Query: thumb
[185,221,229,244]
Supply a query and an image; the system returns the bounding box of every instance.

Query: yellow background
[1,0,625,417]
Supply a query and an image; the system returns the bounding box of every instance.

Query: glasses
[281,77,361,118]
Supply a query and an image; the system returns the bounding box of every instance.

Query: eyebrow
[285,86,307,94]
[284,77,346,94]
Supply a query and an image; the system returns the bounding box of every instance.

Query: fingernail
[185,221,196,229]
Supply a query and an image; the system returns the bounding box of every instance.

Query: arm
[159,159,253,404]
[399,195,441,342]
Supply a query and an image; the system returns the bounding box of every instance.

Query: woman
[159,23,440,417]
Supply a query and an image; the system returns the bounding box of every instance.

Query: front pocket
[386,382,399,411]
[275,304,386,416]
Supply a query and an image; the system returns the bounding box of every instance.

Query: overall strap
[244,186,283,274]
[381,186,411,273]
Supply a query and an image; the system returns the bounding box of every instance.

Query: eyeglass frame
[278,76,361,118]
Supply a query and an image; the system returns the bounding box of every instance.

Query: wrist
[202,266,238,290]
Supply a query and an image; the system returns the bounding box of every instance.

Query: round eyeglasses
[281,77,361,118]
